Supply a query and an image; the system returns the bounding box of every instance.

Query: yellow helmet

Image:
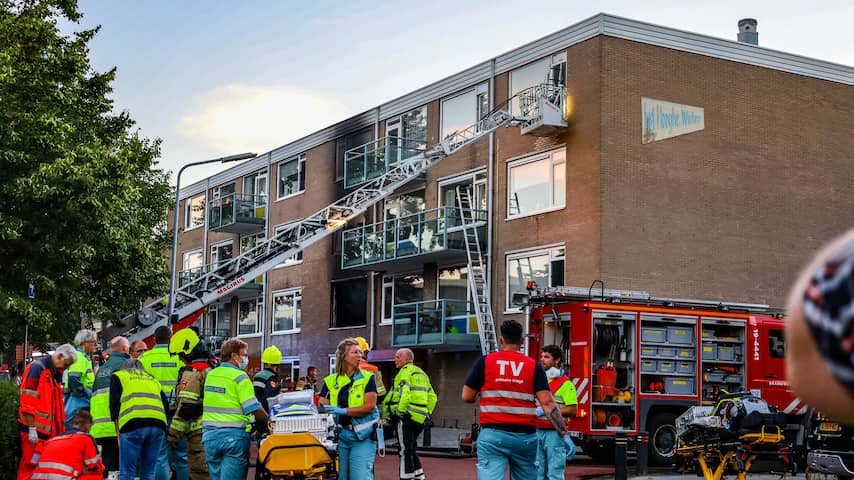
[355,336,371,353]
[169,328,200,356]
[262,346,282,365]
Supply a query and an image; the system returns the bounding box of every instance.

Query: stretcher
[675,425,794,480]
[255,413,339,480]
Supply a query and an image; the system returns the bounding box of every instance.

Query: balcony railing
[344,136,427,188]
[391,299,481,348]
[208,192,266,234]
[178,265,263,294]
[341,206,486,269]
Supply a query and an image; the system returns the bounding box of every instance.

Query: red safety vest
[18,358,65,439]
[31,431,104,479]
[535,375,569,429]
[479,350,538,426]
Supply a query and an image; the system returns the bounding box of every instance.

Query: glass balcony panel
[343,136,427,188]
[208,193,265,233]
[391,299,480,348]
[342,230,365,268]
[177,263,263,294]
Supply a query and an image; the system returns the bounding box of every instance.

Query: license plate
[820,422,840,432]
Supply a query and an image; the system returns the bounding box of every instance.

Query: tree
[0,0,172,347]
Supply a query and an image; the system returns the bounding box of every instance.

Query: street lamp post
[167,152,257,322]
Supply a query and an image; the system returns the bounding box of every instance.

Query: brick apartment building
[168,14,854,428]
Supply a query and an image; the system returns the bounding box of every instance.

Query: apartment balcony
[341,206,486,274]
[208,193,266,234]
[344,136,427,189]
[391,299,481,349]
[177,265,263,299]
[519,84,568,137]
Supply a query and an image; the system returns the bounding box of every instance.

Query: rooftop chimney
[737,18,758,45]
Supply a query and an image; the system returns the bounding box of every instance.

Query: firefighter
[141,326,188,480]
[202,338,268,480]
[33,410,105,479]
[319,338,380,480]
[169,328,217,480]
[535,345,578,480]
[109,358,169,479]
[383,348,437,480]
[355,336,387,397]
[461,320,572,480]
[254,345,283,412]
[65,329,97,430]
[91,336,130,474]
[18,344,77,480]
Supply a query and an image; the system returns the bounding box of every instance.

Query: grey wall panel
[379,62,492,120]
[494,15,601,75]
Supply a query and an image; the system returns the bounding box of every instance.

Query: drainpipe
[369,272,379,350]
[262,152,272,355]
[487,59,496,328]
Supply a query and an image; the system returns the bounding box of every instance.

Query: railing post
[615,432,628,480]
[636,431,649,476]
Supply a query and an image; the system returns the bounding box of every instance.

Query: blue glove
[325,406,347,416]
[536,406,545,417]
[563,435,577,461]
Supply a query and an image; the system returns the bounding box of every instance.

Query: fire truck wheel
[648,412,679,466]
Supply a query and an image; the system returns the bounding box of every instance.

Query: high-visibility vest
[31,430,104,479]
[139,345,181,401]
[18,357,65,439]
[383,363,437,424]
[64,348,94,395]
[358,361,387,396]
[535,375,576,429]
[114,369,167,430]
[479,350,538,426]
[90,352,129,439]
[202,365,258,430]
[324,370,379,440]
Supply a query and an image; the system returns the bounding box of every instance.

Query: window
[243,170,268,201]
[328,354,336,375]
[336,127,373,180]
[384,190,425,221]
[210,241,233,269]
[438,266,469,301]
[507,149,566,218]
[240,232,265,255]
[184,194,205,230]
[769,329,786,359]
[272,289,301,333]
[441,84,488,140]
[182,249,203,271]
[274,222,303,267]
[280,357,300,384]
[237,297,263,336]
[330,278,367,329]
[439,171,487,226]
[381,276,394,324]
[509,53,566,115]
[381,274,424,325]
[506,246,565,311]
[400,106,428,147]
[277,154,306,200]
[210,182,235,201]
[205,303,232,335]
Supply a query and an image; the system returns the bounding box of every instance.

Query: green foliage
[0,380,21,472]
[0,0,172,345]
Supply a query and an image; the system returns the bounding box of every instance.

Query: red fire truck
[523,285,807,466]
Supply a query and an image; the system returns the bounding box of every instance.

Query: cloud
[178,84,349,154]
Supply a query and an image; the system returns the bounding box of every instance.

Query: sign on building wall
[642,97,704,144]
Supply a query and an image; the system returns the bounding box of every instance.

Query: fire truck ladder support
[123,93,545,344]
[455,185,498,355]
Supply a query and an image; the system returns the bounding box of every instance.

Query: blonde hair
[335,338,360,376]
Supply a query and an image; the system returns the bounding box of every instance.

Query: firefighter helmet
[262,346,282,365]
[355,336,371,353]
[169,328,200,356]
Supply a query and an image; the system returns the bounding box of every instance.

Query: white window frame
[328,354,336,376]
[184,194,206,231]
[276,154,307,201]
[440,83,488,140]
[236,296,264,338]
[506,148,566,220]
[209,240,233,269]
[182,249,204,271]
[271,287,302,335]
[505,245,565,313]
[273,221,304,268]
[281,356,301,382]
[380,275,394,325]
[210,183,235,201]
[509,53,567,115]
[243,170,269,201]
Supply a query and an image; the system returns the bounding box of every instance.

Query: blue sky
[69,0,854,186]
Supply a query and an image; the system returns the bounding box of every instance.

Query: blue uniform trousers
[202,427,250,480]
[536,428,575,480]
[475,427,538,480]
[155,421,188,480]
[338,428,375,480]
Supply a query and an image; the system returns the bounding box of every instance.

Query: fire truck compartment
[641,327,666,343]
[641,360,657,372]
[702,343,718,360]
[658,361,676,373]
[658,347,677,357]
[677,348,695,359]
[677,362,695,374]
[665,377,695,395]
[666,326,694,344]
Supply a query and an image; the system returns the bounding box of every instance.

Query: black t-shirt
[464,354,549,433]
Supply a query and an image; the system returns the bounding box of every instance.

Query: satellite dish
[137,309,157,326]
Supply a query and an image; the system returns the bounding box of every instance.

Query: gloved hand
[563,435,577,461]
[325,406,347,416]
[28,427,38,446]
[536,406,545,417]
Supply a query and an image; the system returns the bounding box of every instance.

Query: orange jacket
[18,357,65,439]
[32,430,104,479]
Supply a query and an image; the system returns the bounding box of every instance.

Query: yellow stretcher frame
[676,426,787,480]
[257,432,338,480]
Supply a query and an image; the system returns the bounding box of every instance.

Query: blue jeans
[155,426,188,480]
[119,425,165,480]
[338,428,375,480]
[536,429,573,480]
[202,428,249,480]
[476,427,538,480]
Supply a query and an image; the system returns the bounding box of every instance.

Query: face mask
[238,355,248,370]
[546,367,561,379]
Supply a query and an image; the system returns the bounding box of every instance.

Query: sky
[67,0,854,187]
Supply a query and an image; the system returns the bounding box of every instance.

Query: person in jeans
[109,358,169,480]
